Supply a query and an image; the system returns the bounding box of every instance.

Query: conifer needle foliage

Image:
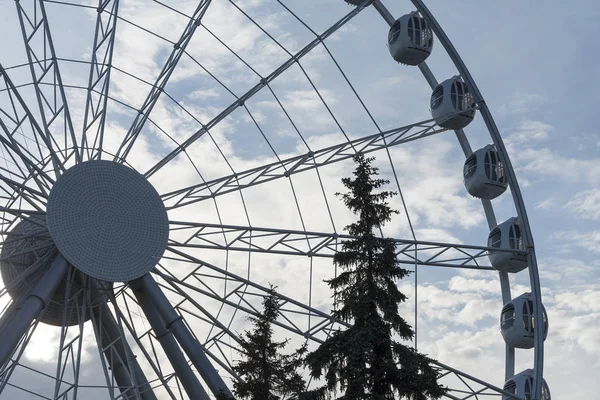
[233,286,307,400]
[305,154,446,400]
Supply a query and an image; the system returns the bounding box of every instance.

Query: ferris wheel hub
[46,160,169,282]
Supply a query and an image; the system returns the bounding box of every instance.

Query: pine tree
[305,153,446,400]
[233,286,307,400]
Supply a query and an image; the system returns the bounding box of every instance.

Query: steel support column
[132,273,233,399]
[0,255,68,367]
[130,281,210,400]
[94,302,158,400]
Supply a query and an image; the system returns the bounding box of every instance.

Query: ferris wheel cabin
[430,76,476,130]
[387,13,433,65]
[487,217,528,273]
[503,369,551,400]
[463,145,508,199]
[501,292,548,349]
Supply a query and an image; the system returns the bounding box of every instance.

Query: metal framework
[168,221,524,270]
[114,0,213,162]
[80,0,120,161]
[0,0,545,399]
[15,0,79,166]
[160,112,471,209]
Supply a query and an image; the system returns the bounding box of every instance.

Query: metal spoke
[168,221,514,270]
[0,65,58,191]
[160,113,473,209]
[143,0,372,178]
[14,0,80,165]
[157,249,351,344]
[113,0,213,162]
[433,361,524,400]
[106,288,182,400]
[80,0,120,161]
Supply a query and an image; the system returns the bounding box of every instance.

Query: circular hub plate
[47,160,168,282]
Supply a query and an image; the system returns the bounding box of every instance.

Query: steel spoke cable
[207,5,346,261]
[265,83,338,239]
[149,0,323,322]
[228,0,359,152]
[158,110,468,209]
[144,2,371,178]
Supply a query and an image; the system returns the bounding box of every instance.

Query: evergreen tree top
[305,153,446,400]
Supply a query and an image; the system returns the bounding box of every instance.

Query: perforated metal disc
[46,160,168,282]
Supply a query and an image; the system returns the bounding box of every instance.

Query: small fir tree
[233,286,307,400]
[305,154,446,400]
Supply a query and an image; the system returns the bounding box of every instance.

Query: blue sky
[0,0,598,398]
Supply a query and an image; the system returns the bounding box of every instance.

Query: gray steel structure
[0,0,544,399]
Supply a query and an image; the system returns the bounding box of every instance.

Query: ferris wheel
[0,0,550,399]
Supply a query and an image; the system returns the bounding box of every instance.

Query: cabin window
[489,228,502,248]
[408,16,415,44]
[523,300,534,334]
[431,86,443,109]
[464,155,477,179]
[509,224,522,250]
[501,304,515,330]
[451,81,474,111]
[388,20,401,44]
[497,158,506,183]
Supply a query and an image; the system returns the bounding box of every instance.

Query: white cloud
[508,120,553,143]
[552,230,600,254]
[535,197,555,210]
[498,92,547,116]
[565,189,600,220]
[508,146,600,185]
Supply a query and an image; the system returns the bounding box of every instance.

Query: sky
[0,0,598,399]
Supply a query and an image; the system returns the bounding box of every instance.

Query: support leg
[131,282,210,400]
[0,255,68,367]
[131,274,234,399]
[94,301,159,400]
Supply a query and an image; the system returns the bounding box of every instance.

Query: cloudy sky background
[0,0,598,398]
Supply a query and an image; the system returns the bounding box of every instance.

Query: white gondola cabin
[463,145,508,199]
[501,292,548,349]
[430,76,476,130]
[487,217,528,273]
[387,13,433,65]
[503,369,551,400]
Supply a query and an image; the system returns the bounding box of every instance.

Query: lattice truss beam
[168,222,523,270]
[0,68,55,220]
[433,361,524,400]
[159,110,481,209]
[15,0,79,165]
[114,0,213,162]
[80,0,120,161]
